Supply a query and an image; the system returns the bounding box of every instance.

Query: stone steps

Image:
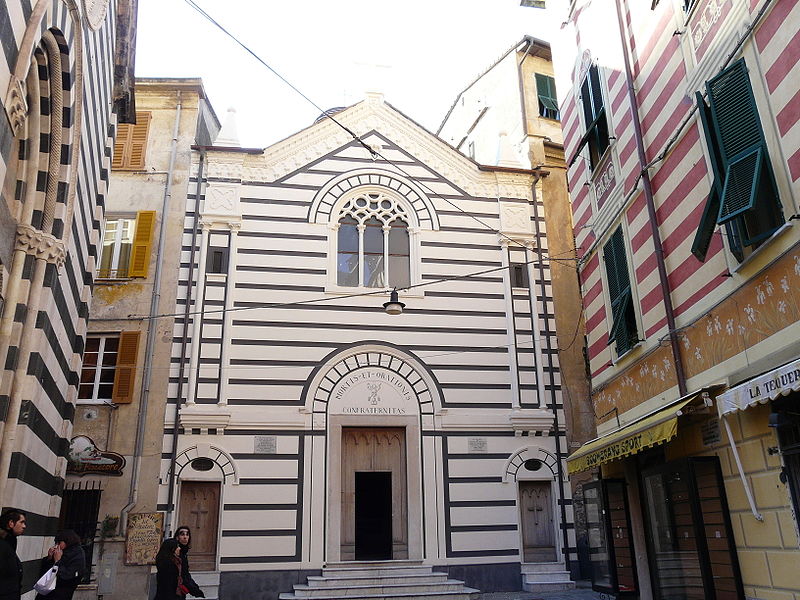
[280,561,479,600]
[306,572,450,587]
[193,570,220,600]
[521,562,575,593]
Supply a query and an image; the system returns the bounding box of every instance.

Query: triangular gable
[241,94,534,203]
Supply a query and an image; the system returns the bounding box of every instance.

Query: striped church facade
[158,94,576,597]
[0,0,135,594]
[553,0,800,598]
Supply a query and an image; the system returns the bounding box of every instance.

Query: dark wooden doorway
[178,481,220,571]
[355,471,393,560]
[341,428,408,560]
[520,481,556,561]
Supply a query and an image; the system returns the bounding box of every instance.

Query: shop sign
[125,512,163,565]
[66,435,125,476]
[329,367,414,415]
[718,358,800,416]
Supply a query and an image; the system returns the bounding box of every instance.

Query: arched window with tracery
[335,190,411,288]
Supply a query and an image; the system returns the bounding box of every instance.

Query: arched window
[335,191,411,288]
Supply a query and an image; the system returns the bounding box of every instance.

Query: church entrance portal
[341,428,408,561]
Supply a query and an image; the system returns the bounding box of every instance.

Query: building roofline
[436,35,551,135]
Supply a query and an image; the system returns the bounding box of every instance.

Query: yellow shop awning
[566,396,696,474]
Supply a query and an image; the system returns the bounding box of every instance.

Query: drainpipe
[120,91,183,531]
[164,148,205,536]
[614,0,686,396]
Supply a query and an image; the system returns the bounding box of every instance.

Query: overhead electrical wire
[181,0,581,262]
[149,0,586,356]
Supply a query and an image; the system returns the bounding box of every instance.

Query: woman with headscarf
[34,530,85,600]
[173,526,204,598]
[154,538,183,600]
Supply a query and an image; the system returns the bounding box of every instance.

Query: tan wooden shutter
[112,112,150,170]
[111,123,132,169]
[128,210,156,278]
[127,112,150,169]
[112,331,140,404]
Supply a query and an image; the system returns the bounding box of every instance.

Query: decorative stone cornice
[179,404,232,433]
[240,100,534,201]
[4,77,28,137]
[15,225,66,266]
[509,408,555,433]
[205,153,247,181]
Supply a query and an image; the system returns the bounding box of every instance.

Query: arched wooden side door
[178,481,220,571]
[519,481,556,562]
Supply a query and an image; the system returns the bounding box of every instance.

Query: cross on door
[190,506,208,529]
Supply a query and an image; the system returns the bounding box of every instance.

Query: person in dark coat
[154,538,183,600]
[0,509,26,600]
[35,530,86,600]
[173,526,204,598]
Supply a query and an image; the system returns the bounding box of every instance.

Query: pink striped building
[548,0,800,597]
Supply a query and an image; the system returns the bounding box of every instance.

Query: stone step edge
[279,588,480,600]
[322,566,432,574]
[295,579,467,592]
[308,573,448,583]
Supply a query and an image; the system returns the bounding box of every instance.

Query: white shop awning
[717,357,800,417]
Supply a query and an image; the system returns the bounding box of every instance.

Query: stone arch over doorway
[302,341,443,418]
[504,445,561,564]
[303,343,441,563]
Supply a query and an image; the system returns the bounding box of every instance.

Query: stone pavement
[478,583,608,600]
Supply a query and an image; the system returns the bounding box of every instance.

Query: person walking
[35,530,86,600]
[154,538,184,600]
[173,526,204,598]
[0,509,26,600]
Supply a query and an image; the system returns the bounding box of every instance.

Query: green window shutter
[707,59,764,163]
[698,59,784,255]
[718,146,763,223]
[603,227,635,353]
[691,186,721,261]
[696,92,724,193]
[536,74,560,119]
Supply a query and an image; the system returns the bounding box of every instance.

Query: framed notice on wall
[125,512,164,565]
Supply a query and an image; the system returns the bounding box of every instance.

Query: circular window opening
[523,459,543,472]
[191,458,214,472]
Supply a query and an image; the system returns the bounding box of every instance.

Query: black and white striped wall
[159,95,576,594]
[0,0,130,592]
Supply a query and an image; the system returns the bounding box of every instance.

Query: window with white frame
[78,336,119,402]
[578,64,610,171]
[335,191,411,288]
[99,218,135,278]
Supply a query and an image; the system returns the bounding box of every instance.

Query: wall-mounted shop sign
[66,435,125,476]
[125,512,164,565]
[329,367,414,415]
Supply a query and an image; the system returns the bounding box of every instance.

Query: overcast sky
[135,0,563,148]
